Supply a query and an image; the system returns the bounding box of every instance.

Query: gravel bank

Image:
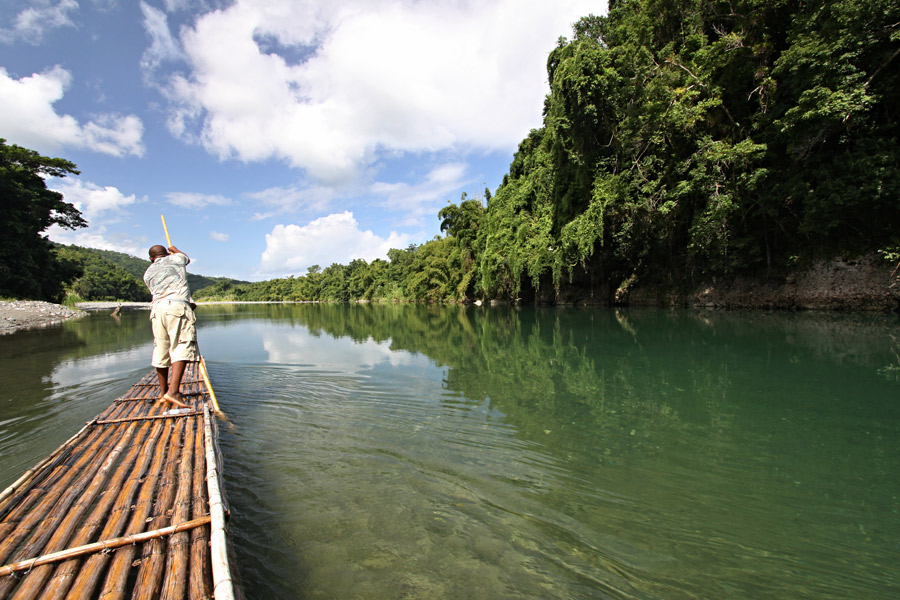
[0,301,87,335]
[76,301,152,311]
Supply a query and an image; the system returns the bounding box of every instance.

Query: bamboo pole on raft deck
[0,364,230,599]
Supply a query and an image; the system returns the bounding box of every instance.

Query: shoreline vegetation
[4,3,899,313]
[3,253,897,337]
[190,252,900,311]
[4,259,897,336]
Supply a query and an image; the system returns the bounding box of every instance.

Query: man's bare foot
[162,393,189,409]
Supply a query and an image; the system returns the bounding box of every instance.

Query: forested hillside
[83,247,224,296]
[199,0,899,305]
[54,245,238,303]
[53,246,150,302]
[478,0,899,301]
[6,1,897,306]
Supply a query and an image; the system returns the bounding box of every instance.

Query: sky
[1,0,603,281]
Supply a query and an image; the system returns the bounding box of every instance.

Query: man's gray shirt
[143,253,192,305]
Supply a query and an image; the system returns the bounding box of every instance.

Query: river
[1,304,898,599]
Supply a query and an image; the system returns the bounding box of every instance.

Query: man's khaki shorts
[150,301,199,368]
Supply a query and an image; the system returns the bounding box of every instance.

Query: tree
[320,263,349,301]
[82,2,897,308]
[54,245,151,301]
[0,140,86,300]
[439,193,486,300]
[477,1,900,301]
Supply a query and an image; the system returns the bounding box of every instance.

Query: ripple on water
[5,308,900,600]
[213,362,632,599]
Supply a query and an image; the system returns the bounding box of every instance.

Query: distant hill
[55,245,245,300]
[90,247,231,293]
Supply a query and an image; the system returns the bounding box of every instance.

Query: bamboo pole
[204,404,235,600]
[8,422,140,599]
[110,374,162,404]
[189,413,212,600]
[0,421,95,513]
[90,419,175,600]
[199,357,224,418]
[0,517,211,578]
[95,412,202,425]
[130,381,204,388]
[45,420,164,600]
[159,415,198,599]
[0,420,119,566]
[161,214,172,248]
[130,417,187,600]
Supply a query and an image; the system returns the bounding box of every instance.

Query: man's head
[149,245,169,261]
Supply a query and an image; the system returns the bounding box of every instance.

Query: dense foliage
[197,0,899,305]
[479,0,900,301]
[0,139,85,301]
[53,246,238,303]
[7,1,897,306]
[53,246,151,302]
[82,246,225,297]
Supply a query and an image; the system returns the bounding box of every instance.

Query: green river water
[1,304,898,599]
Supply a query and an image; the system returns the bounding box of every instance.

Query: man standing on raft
[143,244,198,408]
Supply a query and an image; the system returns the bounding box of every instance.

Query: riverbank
[74,300,287,311]
[0,300,86,335]
[2,255,896,336]
[624,254,900,311]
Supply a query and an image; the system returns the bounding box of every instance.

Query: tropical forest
[2,0,898,306]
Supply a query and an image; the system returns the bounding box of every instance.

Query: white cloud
[247,182,341,219]
[210,230,229,242]
[0,67,144,157]
[259,211,410,275]
[260,327,421,369]
[140,2,182,74]
[155,0,598,182]
[90,0,120,11]
[48,223,146,258]
[49,178,143,221]
[370,162,470,226]
[163,0,191,12]
[45,177,147,256]
[165,192,232,209]
[0,0,79,44]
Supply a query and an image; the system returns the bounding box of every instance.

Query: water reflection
[2,305,899,599]
[0,310,152,482]
[201,305,900,599]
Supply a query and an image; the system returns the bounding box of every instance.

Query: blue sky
[1,0,602,281]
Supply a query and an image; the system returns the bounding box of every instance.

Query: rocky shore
[626,255,900,311]
[0,301,87,335]
[76,301,152,311]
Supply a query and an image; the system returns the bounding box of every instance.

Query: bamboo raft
[0,361,237,599]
